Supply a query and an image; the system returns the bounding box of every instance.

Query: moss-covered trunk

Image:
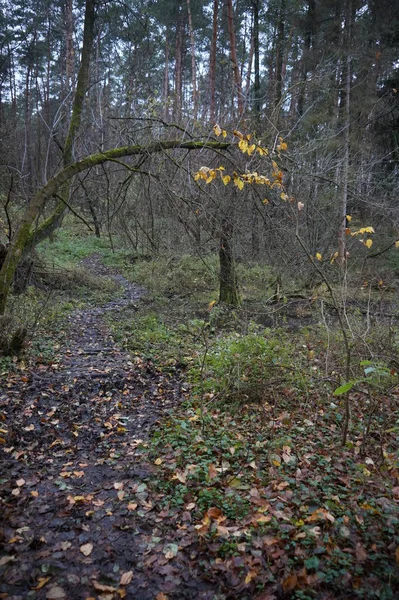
[0,0,96,315]
[0,139,230,315]
[219,216,240,306]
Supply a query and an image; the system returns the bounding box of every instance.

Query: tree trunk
[173,18,184,122]
[163,35,170,120]
[219,216,240,306]
[274,0,286,109]
[252,0,260,116]
[209,0,218,123]
[225,0,244,118]
[186,0,198,120]
[337,0,352,266]
[297,0,316,117]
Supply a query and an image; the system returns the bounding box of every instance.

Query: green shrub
[189,328,300,403]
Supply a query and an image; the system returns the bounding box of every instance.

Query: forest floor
[1,255,399,600]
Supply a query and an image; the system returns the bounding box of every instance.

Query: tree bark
[274,0,286,108]
[252,0,260,116]
[186,0,198,120]
[225,0,244,118]
[337,0,352,266]
[209,0,219,123]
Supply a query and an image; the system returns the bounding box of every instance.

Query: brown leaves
[305,508,335,524]
[79,542,93,556]
[119,571,134,586]
[282,573,298,592]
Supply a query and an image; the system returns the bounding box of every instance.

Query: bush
[189,327,301,404]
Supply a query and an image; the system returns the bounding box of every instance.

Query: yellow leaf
[221,174,231,186]
[346,214,352,221]
[32,576,51,590]
[395,241,399,248]
[280,192,289,201]
[262,198,269,204]
[316,253,322,261]
[208,300,216,310]
[330,251,338,264]
[247,144,256,155]
[233,176,244,190]
[238,139,249,153]
[233,129,243,139]
[364,239,373,248]
[245,570,258,584]
[213,124,222,137]
[279,141,288,151]
[222,129,227,138]
[256,146,268,156]
[154,458,163,465]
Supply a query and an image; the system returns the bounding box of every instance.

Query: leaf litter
[0,255,398,599]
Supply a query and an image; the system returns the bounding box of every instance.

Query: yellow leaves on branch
[277,136,288,152]
[195,126,287,194]
[346,225,375,249]
[315,253,322,261]
[213,123,227,138]
[193,167,273,190]
[350,226,375,236]
[193,166,225,184]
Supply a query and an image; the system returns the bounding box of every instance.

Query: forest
[0,0,399,598]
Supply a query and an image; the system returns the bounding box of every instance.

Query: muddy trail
[0,256,213,600]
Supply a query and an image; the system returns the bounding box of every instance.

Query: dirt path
[0,257,212,600]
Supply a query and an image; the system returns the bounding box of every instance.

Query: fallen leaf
[32,577,51,590]
[245,570,258,584]
[60,541,71,551]
[163,543,179,559]
[173,469,187,483]
[208,464,218,480]
[16,478,25,487]
[356,543,367,562]
[120,571,134,586]
[46,586,66,599]
[80,543,93,556]
[306,508,335,523]
[282,573,298,592]
[92,581,116,592]
[156,594,168,600]
[207,507,223,520]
